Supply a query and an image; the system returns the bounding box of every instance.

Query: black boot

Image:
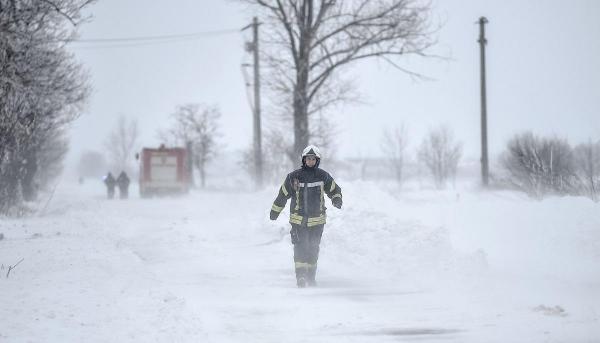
[296,276,307,288]
[307,265,317,287]
[295,264,308,288]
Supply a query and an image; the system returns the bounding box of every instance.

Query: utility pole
[252,17,263,188]
[242,17,263,188]
[478,16,489,187]
[241,17,263,188]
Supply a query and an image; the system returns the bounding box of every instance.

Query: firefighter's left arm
[270,175,292,220]
[324,174,343,209]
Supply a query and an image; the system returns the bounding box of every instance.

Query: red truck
[138,145,191,197]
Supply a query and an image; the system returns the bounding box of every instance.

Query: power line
[69,36,222,50]
[61,29,240,44]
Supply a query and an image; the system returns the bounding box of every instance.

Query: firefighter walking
[270,145,343,288]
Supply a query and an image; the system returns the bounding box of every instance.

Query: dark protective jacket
[104,173,116,189]
[270,166,342,227]
[117,172,130,188]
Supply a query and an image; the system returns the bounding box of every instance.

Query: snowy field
[1,178,599,342]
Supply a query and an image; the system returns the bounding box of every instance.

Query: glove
[332,196,342,209]
[270,210,279,220]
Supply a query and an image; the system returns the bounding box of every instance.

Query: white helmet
[302,145,321,159]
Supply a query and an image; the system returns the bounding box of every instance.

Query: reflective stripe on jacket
[270,166,342,227]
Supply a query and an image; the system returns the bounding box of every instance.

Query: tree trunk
[395,166,402,185]
[22,147,38,201]
[196,160,206,189]
[293,84,309,158]
[0,148,22,212]
[293,4,312,158]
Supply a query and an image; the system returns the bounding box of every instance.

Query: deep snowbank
[1,179,598,342]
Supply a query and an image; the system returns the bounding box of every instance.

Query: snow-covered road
[1,181,599,342]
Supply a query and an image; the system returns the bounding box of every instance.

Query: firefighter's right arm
[270,176,292,220]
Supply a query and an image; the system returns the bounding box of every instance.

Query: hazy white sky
[67,0,600,165]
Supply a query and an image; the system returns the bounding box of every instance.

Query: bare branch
[243,0,437,155]
[418,125,462,189]
[6,258,24,278]
[158,104,222,188]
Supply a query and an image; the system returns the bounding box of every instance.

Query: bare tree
[0,0,94,211]
[573,140,600,201]
[160,104,221,188]
[418,126,462,189]
[310,111,339,159]
[381,124,408,185]
[502,132,577,198]
[241,0,436,156]
[34,129,69,194]
[241,129,295,184]
[105,115,139,177]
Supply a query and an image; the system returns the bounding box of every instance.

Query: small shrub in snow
[573,140,600,201]
[381,124,409,186]
[501,132,578,198]
[417,126,463,189]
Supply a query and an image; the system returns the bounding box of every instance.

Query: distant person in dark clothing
[104,172,116,199]
[117,171,130,199]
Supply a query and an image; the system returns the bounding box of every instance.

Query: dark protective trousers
[107,186,115,199]
[119,186,129,199]
[291,224,324,283]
